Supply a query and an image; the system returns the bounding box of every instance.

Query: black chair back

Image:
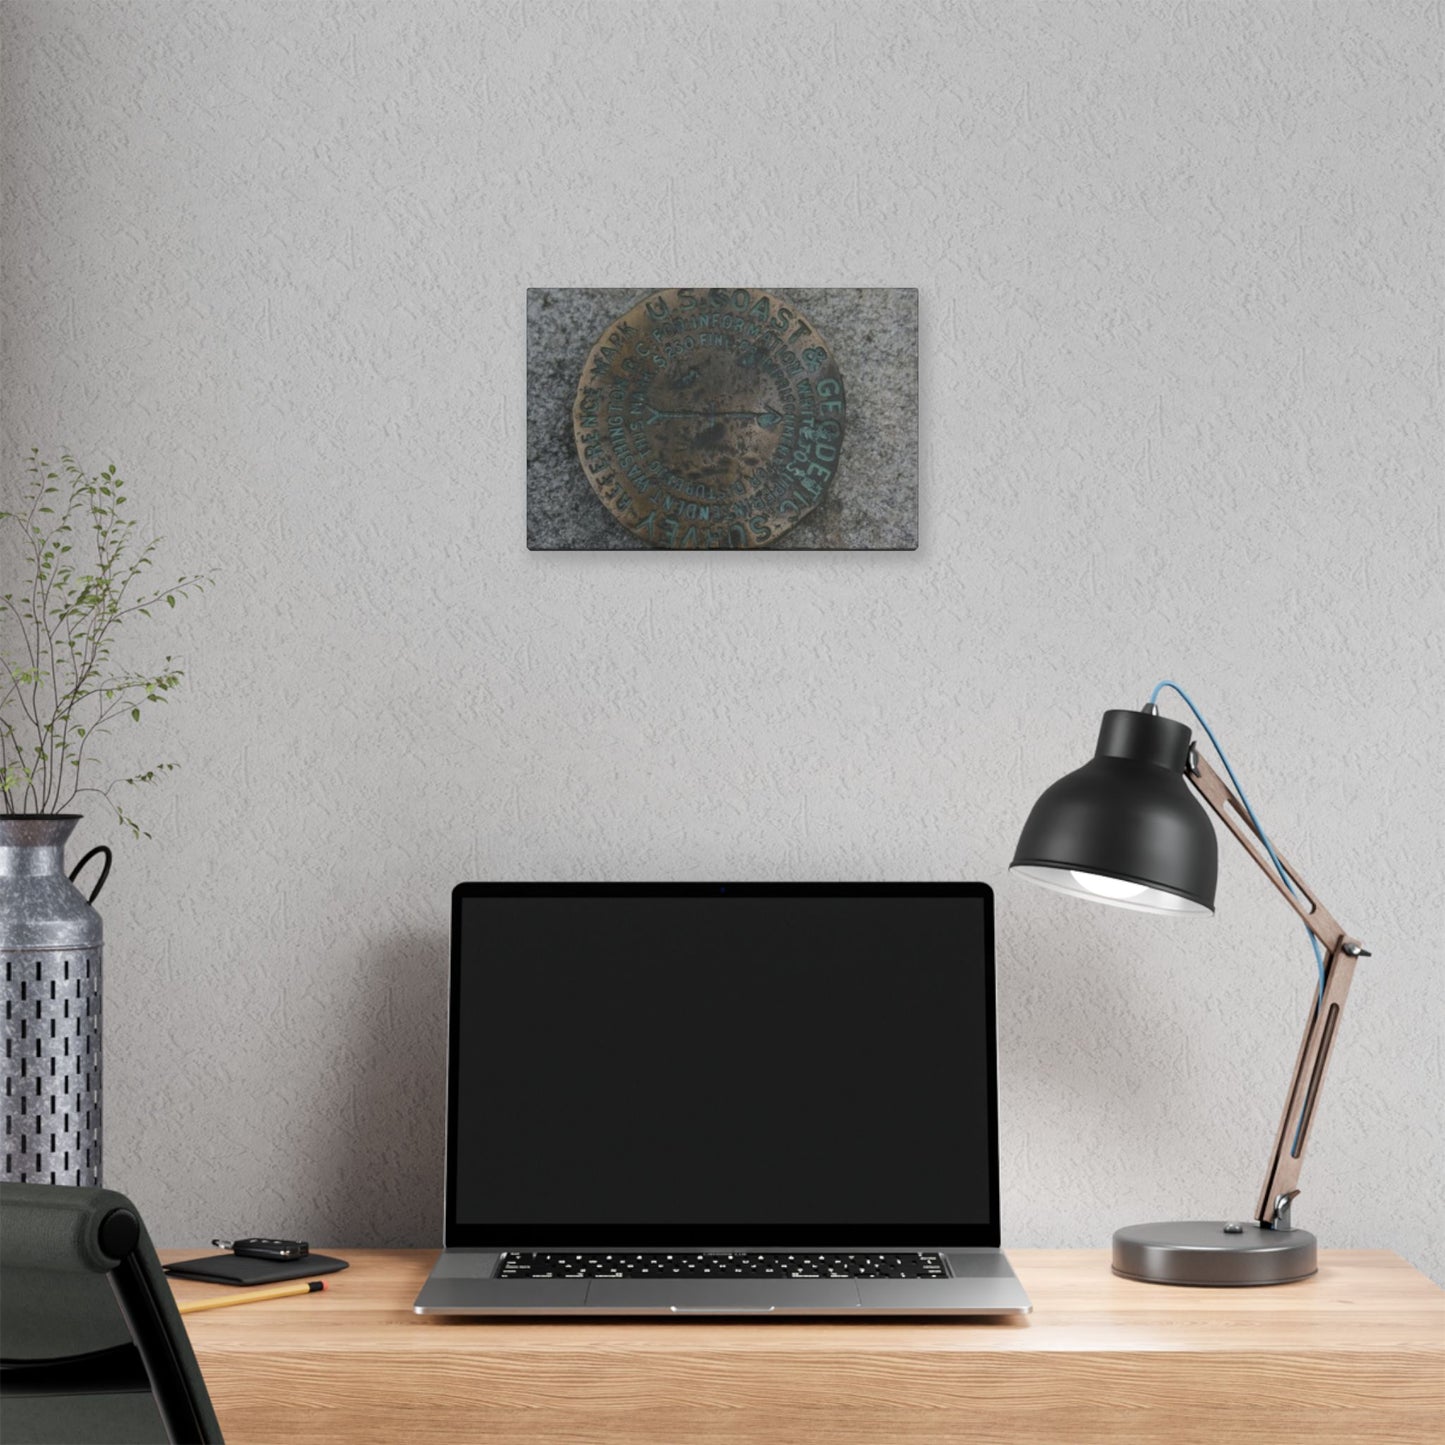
[0,1182,223,1444]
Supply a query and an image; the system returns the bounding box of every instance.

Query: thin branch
[1,454,213,831]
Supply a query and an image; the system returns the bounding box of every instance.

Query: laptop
[413,882,1031,1317]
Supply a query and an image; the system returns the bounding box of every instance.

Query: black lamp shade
[1011,709,1218,915]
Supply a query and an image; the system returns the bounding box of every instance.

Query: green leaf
[131,708,141,722]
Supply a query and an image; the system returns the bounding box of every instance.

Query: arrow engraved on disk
[645,406,783,428]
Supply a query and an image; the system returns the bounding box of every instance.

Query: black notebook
[163,1252,349,1286]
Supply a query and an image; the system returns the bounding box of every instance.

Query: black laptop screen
[446,884,999,1248]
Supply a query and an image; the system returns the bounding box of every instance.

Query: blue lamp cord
[1148,681,1324,1154]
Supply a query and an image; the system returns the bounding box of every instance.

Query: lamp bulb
[1069,870,1148,901]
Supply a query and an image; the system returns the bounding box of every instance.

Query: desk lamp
[1010,684,1370,1286]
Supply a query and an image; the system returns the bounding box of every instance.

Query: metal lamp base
[1112,1220,1318,1287]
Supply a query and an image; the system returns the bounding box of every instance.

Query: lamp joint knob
[1268,1190,1301,1231]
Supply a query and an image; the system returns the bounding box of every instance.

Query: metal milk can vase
[0,815,112,1185]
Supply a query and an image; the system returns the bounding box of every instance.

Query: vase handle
[69,845,113,905]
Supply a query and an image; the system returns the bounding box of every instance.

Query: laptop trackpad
[585,1279,861,1312]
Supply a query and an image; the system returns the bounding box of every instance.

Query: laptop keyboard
[496,1251,948,1280]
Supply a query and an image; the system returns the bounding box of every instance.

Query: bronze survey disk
[572,288,846,550]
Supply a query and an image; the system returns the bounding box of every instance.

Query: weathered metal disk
[572,288,846,550]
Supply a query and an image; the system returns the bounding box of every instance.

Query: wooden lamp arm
[1185,752,1371,1229]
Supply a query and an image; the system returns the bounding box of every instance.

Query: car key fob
[212,1237,309,1261]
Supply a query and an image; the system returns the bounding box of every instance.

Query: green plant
[1,450,214,837]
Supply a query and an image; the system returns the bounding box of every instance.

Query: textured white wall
[3,0,1441,1282]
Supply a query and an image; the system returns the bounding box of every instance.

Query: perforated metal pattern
[2,949,102,1185]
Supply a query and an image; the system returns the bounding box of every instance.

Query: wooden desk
[161,1248,1444,1445]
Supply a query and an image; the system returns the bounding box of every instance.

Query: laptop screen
[445,883,999,1249]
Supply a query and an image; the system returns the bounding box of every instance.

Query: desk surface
[163,1247,1444,1445]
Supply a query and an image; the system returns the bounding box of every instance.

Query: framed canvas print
[526,287,919,551]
